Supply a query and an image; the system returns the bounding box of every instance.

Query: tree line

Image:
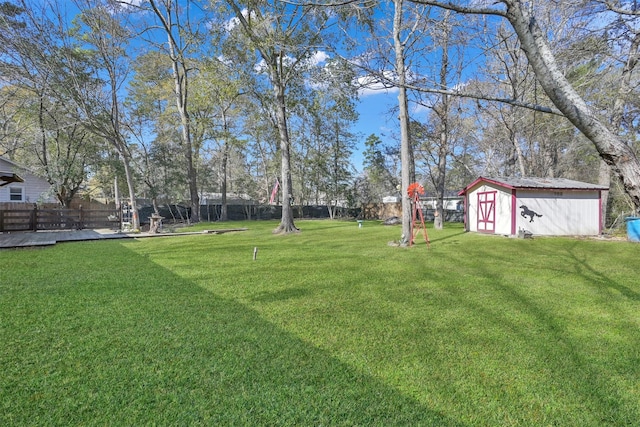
[1,0,638,236]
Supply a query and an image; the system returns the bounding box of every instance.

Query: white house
[458,177,608,236]
[0,157,55,204]
[422,195,464,211]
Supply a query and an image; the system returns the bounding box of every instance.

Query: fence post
[0,210,3,232]
[30,205,37,231]
[79,205,84,229]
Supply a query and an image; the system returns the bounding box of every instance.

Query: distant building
[459,177,608,236]
[382,196,400,203]
[422,194,463,211]
[0,157,56,204]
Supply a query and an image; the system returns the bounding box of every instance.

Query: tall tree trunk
[394,0,413,244]
[219,107,231,222]
[543,137,557,178]
[505,129,527,176]
[434,126,447,230]
[121,151,139,230]
[598,159,611,227]
[273,82,298,234]
[512,129,527,176]
[504,0,640,213]
[170,50,199,223]
[182,117,200,223]
[434,12,451,230]
[111,79,139,230]
[221,142,229,221]
[602,30,640,223]
[150,0,200,223]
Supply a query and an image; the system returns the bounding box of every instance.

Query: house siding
[0,158,55,203]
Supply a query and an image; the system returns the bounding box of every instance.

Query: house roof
[0,172,24,187]
[0,157,27,187]
[459,176,609,195]
[0,156,26,169]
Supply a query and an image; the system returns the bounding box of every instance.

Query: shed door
[477,191,496,233]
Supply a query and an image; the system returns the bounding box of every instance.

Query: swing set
[407,182,430,248]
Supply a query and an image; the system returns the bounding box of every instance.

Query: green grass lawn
[1,220,638,426]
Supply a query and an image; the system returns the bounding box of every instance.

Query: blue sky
[61,0,434,175]
[352,89,399,172]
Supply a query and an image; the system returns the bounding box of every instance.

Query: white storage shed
[458,177,608,236]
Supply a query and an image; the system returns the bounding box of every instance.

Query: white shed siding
[460,177,606,237]
[495,188,513,235]
[466,185,485,232]
[466,194,478,232]
[516,191,601,236]
[467,184,512,235]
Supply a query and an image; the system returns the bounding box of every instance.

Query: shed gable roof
[459,176,608,195]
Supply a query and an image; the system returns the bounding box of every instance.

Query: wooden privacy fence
[0,205,120,232]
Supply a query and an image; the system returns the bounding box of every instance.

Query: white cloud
[223,8,257,32]
[217,54,234,67]
[224,15,241,32]
[309,50,329,66]
[253,58,268,74]
[253,50,328,77]
[113,0,144,10]
[411,102,430,116]
[451,81,469,92]
[357,72,399,97]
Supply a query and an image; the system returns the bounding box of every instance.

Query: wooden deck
[0,228,248,249]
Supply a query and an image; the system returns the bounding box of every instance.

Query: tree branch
[601,0,640,16]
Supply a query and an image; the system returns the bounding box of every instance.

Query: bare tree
[296,58,359,215]
[414,8,463,230]
[142,0,203,222]
[392,0,416,242]
[221,0,334,233]
[339,0,430,242]
[590,1,640,222]
[0,1,102,207]
[476,22,533,177]
[69,0,141,229]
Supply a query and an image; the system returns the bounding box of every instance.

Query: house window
[9,186,24,201]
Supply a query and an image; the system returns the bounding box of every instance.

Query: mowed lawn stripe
[1,220,638,426]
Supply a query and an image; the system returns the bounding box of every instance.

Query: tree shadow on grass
[563,244,640,301]
[0,242,464,426]
[251,287,311,302]
[427,230,466,244]
[438,243,640,425]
